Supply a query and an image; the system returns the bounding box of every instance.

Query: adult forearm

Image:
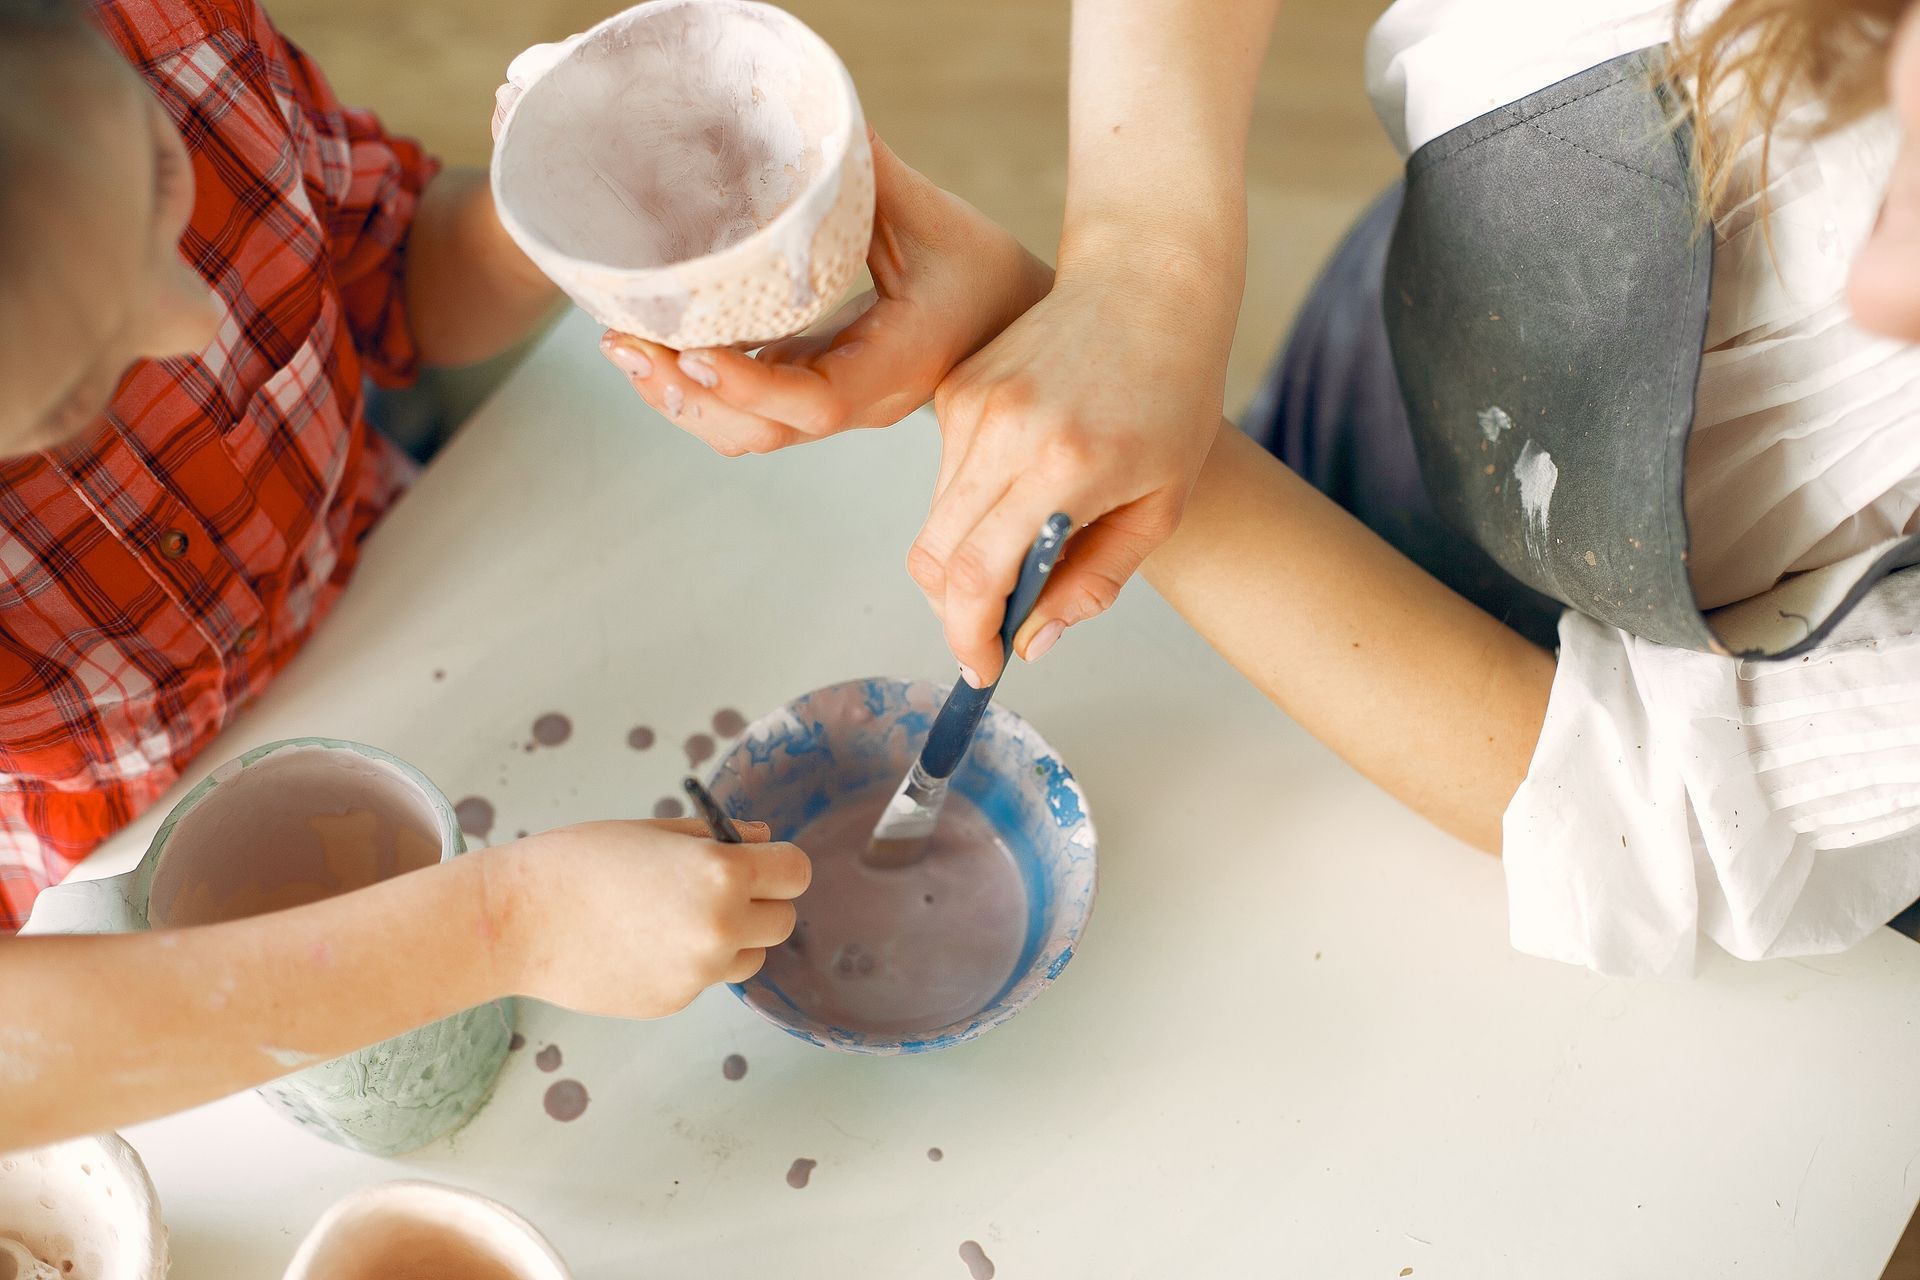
[1062,0,1281,287]
[0,853,505,1151]
[1145,425,1555,852]
[406,167,560,367]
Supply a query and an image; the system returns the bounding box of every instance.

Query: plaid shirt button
[157,529,190,559]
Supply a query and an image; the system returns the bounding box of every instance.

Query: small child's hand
[490,818,809,1019]
[600,132,1055,456]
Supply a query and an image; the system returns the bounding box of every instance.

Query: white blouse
[1369,0,1920,976]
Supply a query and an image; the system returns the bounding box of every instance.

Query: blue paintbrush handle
[919,513,1072,780]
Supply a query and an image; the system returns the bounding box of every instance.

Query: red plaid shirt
[0,0,436,928]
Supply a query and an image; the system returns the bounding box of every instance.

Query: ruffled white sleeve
[1502,570,1920,978]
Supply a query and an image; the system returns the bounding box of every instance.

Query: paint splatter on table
[959,1240,995,1278]
[454,796,495,839]
[543,1080,589,1121]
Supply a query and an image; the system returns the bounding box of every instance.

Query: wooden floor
[266,0,1920,1272]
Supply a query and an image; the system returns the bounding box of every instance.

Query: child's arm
[404,167,561,367]
[1144,425,1555,852]
[0,819,805,1152]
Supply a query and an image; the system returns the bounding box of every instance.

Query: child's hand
[599,132,1055,456]
[491,818,810,1018]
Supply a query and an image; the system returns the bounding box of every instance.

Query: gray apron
[1383,48,1920,658]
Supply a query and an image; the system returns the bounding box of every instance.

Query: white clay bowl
[282,1181,571,1280]
[490,0,875,350]
[0,1133,167,1280]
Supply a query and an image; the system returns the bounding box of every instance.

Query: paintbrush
[683,776,743,843]
[864,513,1072,869]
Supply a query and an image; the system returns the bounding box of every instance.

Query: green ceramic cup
[24,738,514,1157]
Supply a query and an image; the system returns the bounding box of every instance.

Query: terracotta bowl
[490,0,874,350]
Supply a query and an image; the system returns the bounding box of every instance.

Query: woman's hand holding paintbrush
[865,513,1073,868]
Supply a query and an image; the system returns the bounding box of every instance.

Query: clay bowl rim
[282,1179,571,1280]
[138,737,465,929]
[490,0,864,283]
[713,675,1099,1056]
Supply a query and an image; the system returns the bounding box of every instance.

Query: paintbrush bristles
[861,761,945,868]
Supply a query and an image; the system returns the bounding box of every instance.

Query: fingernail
[602,336,652,380]
[1024,619,1065,663]
[678,352,719,388]
[957,663,982,689]
[662,384,685,416]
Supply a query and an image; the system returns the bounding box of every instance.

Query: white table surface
[100,309,1920,1279]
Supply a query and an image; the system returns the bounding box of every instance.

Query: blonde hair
[1667,0,1908,215]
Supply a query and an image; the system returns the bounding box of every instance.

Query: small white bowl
[0,1133,166,1280]
[282,1181,571,1280]
[491,0,874,350]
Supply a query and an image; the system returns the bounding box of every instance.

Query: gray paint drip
[628,726,656,750]
[785,1158,816,1188]
[722,1053,748,1081]
[927,1147,943,1161]
[684,734,716,768]
[712,707,747,737]
[958,1241,995,1279]
[653,797,686,820]
[535,1045,561,1072]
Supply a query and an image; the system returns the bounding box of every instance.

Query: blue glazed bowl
[709,677,1097,1055]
